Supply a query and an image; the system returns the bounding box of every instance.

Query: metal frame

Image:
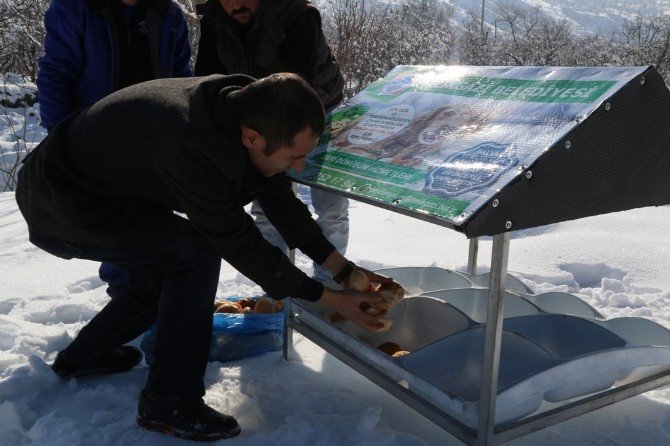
[468,237,479,276]
[283,232,670,444]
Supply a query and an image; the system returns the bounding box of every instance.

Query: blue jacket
[37,0,192,130]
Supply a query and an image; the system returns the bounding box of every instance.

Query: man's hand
[342,265,393,290]
[317,288,387,331]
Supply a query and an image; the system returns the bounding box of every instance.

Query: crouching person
[16,73,388,441]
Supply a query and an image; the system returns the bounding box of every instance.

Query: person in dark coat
[37,0,193,302]
[194,0,349,284]
[16,73,387,441]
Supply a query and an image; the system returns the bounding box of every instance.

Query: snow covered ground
[1,187,670,445]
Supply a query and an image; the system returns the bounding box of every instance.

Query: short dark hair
[236,73,325,155]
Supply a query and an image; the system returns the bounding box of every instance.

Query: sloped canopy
[288,65,670,237]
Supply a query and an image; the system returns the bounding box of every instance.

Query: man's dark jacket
[194,0,343,111]
[17,75,333,301]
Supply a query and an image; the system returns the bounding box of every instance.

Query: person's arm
[169,158,389,329]
[161,148,322,301]
[37,0,85,130]
[255,174,333,256]
[170,3,193,77]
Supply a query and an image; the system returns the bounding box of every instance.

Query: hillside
[449,0,670,34]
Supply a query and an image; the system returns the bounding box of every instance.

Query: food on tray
[214,297,284,315]
[373,317,393,332]
[272,300,285,313]
[377,342,410,357]
[348,269,377,292]
[377,341,402,355]
[391,350,410,358]
[348,270,405,309]
[238,297,256,310]
[253,297,273,314]
[343,269,405,331]
[215,301,242,314]
[378,282,405,306]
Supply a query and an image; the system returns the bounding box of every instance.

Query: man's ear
[241,127,266,152]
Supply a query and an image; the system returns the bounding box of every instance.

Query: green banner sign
[366,75,617,103]
[299,164,469,219]
[289,65,644,225]
[310,152,424,185]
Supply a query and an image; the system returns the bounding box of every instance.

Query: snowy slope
[449,0,670,34]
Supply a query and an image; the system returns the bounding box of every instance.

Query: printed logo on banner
[381,75,414,95]
[423,142,518,197]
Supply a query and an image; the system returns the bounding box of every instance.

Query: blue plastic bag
[141,296,285,364]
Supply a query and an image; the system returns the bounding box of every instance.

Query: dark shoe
[137,389,241,441]
[52,346,143,378]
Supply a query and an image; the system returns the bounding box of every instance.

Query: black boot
[52,346,143,378]
[137,389,241,441]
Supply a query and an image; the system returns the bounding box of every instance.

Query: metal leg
[283,297,294,361]
[284,182,298,360]
[468,237,479,276]
[288,182,298,263]
[476,232,510,445]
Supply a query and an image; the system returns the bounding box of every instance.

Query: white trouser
[251,186,349,283]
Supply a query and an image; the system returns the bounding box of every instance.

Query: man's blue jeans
[29,222,220,400]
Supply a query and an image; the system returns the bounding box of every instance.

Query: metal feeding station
[283,65,670,444]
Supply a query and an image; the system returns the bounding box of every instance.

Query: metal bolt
[565,140,572,149]
[640,76,646,85]
[605,102,611,111]
[518,165,527,171]
[459,212,467,218]
[525,170,533,179]
[492,199,499,207]
[505,221,513,229]
[392,199,401,205]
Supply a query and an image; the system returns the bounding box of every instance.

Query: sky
[2,1,670,441]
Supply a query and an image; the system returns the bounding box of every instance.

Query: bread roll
[378,281,405,303]
[392,350,410,358]
[347,269,371,292]
[215,301,241,314]
[371,318,392,332]
[253,297,274,314]
[238,297,256,310]
[271,300,284,313]
[377,341,402,355]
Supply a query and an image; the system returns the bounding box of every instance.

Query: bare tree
[0,0,49,81]
[458,8,498,65]
[618,13,670,78]
[323,0,455,97]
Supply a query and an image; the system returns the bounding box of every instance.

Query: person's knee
[311,190,349,220]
